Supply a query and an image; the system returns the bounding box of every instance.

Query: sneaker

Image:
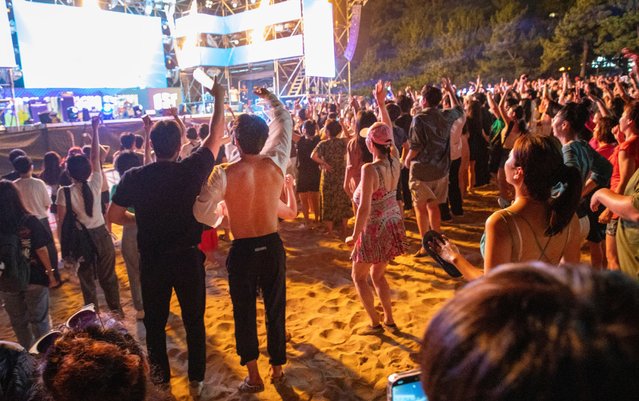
[238,377,265,393]
[498,197,511,209]
[189,380,204,398]
[135,310,145,321]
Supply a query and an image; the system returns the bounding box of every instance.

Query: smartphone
[387,369,427,401]
[193,67,215,90]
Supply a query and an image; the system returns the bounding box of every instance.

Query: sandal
[359,324,384,335]
[238,377,264,393]
[422,231,462,278]
[270,373,286,385]
[384,322,399,330]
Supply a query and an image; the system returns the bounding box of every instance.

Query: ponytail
[373,142,393,169]
[546,165,582,236]
[66,155,94,218]
[79,180,94,218]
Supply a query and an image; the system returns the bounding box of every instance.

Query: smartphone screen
[391,374,427,401]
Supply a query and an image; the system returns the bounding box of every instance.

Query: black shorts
[296,172,320,193]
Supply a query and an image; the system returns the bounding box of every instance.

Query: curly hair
[42,326,149,401]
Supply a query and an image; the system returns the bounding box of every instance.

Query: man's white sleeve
[261,93,293,176]
[193,166,226,226]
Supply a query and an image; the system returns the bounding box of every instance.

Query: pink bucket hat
[360,122,393,146]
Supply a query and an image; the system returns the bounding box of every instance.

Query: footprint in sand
[332,321,346,330]
[319,328,349,345]
[421,297,448,306]
[318,305,339,314]
[308,316,330,327]
[215,322,232,332]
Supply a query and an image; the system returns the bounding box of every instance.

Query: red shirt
[610,135,639,192]
[589,137,617,161]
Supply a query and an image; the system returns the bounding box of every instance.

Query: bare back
[224,157,284,239]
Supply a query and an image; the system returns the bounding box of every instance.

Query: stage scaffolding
[10,0,367,110]
[175,0,368,107]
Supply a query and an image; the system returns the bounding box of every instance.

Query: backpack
[60,187,97,268]
[0,218,31,292]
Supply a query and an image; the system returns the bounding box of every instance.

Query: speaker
[59,93,75,122]
[38,111,52,124]
[28,101,49,122]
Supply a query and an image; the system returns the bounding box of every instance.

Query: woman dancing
[346,82,407,331]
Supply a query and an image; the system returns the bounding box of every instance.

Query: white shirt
[180,140,201,160]
[193,93,293,227]
[56,170,105,229]
[450,113,466,161]
[13,177,51,220]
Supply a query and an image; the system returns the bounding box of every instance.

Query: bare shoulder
[361,162,375,175]
[486,209,510,234]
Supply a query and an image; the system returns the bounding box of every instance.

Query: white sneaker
[189,380,213,398]
[135,310,145,320]
[189,380,203,397]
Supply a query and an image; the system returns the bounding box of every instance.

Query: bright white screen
[14,0,167,88]
[0,0,16,67]
[303,0,335,78]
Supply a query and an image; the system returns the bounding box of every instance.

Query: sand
[1,186,581,400]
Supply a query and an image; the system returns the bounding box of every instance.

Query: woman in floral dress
[311,120,353,237]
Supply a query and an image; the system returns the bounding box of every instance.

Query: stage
[0,115,212,175]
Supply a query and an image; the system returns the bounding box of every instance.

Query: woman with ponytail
[345,81,407,332]
[433,135,583,281]
[56,117,122,316]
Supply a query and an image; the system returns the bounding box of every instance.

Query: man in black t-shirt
[395,95,414,210]
[108,79,227,395]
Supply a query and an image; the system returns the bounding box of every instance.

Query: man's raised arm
[201,76,227,158]
[255,88,293,176]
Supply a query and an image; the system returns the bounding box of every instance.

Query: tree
[479,0,541,81]
[541,0,636,77]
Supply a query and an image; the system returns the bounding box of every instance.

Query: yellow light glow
[250,0,270,44]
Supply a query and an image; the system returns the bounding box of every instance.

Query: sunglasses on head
[29,304,103,355]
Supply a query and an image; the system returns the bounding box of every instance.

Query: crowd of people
[2,49,639,399]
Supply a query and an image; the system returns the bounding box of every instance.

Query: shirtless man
[193,87,292,393]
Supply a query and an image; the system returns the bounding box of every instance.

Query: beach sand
[0,186,591,400]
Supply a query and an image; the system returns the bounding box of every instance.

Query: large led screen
[0,0,16,68]
[302,0,335,78]
[13,0,167,88]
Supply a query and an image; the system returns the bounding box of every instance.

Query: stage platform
[0,114,214,175]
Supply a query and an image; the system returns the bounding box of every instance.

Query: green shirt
[110,184,135,214]
[617,168,639,280]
